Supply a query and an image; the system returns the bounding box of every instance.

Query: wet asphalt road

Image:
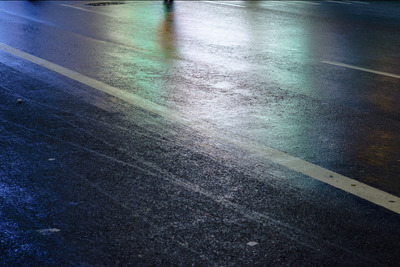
[1,1,400,265]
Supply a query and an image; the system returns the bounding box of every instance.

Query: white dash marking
[60,4,117,18]
[300,1,321,5]
[322,61,400,79]
[247,241,258,246]
[204,1,245,8]
[347,1,369,4]
[286,1,321,6]
[326,0,352,4]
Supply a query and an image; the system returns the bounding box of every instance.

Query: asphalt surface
[1,1,400,265]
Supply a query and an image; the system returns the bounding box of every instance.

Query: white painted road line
[322,61,400,79]
[60,4,117,18]
[348,1,370,4]
[297,1,321,5]
[204,1,245,8]
[206,1,320,9]
[0,42,399,215]
[326,0,352,4]
[280,1,321,6]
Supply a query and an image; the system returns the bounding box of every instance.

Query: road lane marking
[0,9,57,27]
[347,1,370,4]
[204,1,246,8]
[322,61,400,79]
[295,1,321,5]
[280,1,321,6]
[326,0,352,4]
[1,42,399,215]
[205,1,320,9]
[60,4,117,18]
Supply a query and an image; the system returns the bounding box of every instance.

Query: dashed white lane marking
[60,4,117,18]
[204,1,245,8]
[296,1,321,5]
[326,0,352,4]
[347,1,370,4]
[205,1,320,8]
[323,61,400,79]
[0,42,399,215]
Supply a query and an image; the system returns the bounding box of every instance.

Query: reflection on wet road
[1,0,400,265]
[1,0,399,207]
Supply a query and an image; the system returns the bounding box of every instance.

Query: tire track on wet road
[0,111,376,265]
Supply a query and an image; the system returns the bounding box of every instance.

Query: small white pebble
[247,241,258,246]
[37,228,60,235]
